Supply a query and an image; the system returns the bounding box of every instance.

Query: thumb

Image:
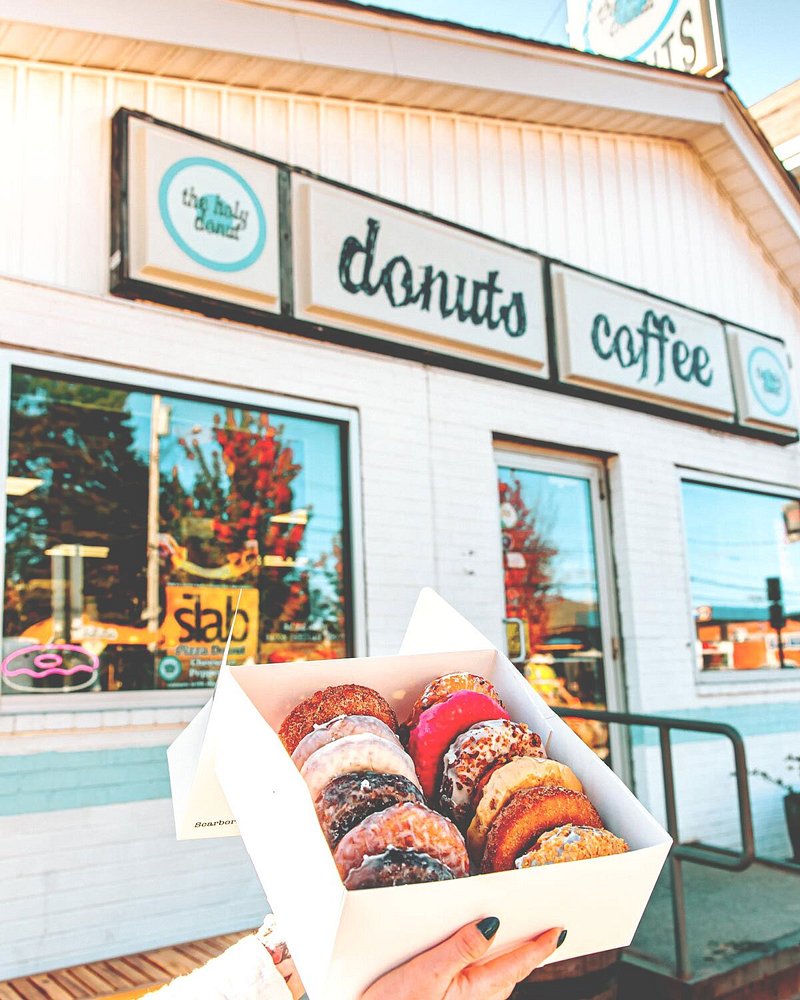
[420,917,500,987]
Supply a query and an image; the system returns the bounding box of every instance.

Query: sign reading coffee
[293,179,549,376]
[551,266,736,420]
[123,118,280,311]
[728,326,798,434]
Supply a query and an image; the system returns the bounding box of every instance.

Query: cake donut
[316,771,425,848]
[344,848,456,890]
[407,691,510,800]
[439,720,546,827]
[300,733,420,804]
[515,824,628,868]
[291,715,401,771]
[333,802,470,880]
[406,673,505,731]
[279,684,398,755]
[481,785,602,873]
[467,757,583,862]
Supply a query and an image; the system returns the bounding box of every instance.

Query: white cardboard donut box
[167,589,671,1000]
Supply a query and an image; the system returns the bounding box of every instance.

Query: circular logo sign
[158,157,267,273]
[158,655,184,683]
[581,0,680,60]
[747,346,791,418]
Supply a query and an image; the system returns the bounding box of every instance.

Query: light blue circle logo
[747,346,791,418]
[158,157,267,273]
[582,0,681,60]
[158,655,183,683]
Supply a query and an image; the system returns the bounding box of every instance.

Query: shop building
[751,78,800,180]
[2,0,800,979]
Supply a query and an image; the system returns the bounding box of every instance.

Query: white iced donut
[300,733,421,804]
[291,714,401,771]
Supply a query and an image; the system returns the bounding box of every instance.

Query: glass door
[495,448,625,772]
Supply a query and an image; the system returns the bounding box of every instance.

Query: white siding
[0,56,797,344]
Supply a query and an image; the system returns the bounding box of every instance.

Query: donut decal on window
[1,644,100,693]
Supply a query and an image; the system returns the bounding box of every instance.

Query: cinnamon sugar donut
[439,720,546,827]
[316,771,425,848]
[278,684,398,755]
[467,758,583,863]
[333,802,469,880]
[406,673,504,730]
[515,824,628,868]
[481,785,602,873]
[300,733,420,804]
[291,715,401,771]
[344,848,456,890]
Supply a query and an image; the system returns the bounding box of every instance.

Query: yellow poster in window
[158,583,259,687]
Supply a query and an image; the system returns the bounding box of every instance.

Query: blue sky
[350,0,799,106]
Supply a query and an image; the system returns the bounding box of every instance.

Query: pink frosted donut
[300,733,420,804]
[333,802,469,880]
[439,719,546,826]
[407,691,509,801]
[291,715,401,771]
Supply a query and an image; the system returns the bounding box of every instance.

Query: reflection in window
[3,369,351,694]
[498,465,609,759]
[682,480,800,671]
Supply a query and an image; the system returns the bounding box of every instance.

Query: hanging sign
[552,266,736,420]
[118,117,280,311]
[292,179,549,377]
[727,326,798,435]
[566,0,725,76]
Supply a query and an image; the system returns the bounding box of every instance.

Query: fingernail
[477,917,500,940]
[556,929,568,949]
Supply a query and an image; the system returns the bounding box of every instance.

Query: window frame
[677,465,800,688]
[0,349,365,714]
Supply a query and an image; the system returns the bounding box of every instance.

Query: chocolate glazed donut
[345,848,456,890]
[481,785,602,873]
[316,771,425,848]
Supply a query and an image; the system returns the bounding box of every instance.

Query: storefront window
[497,459,611,760]
[2,368,352,694]
[682,479,800,672]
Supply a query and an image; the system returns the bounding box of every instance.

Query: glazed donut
[291,715,401,771]
[344,848,456,890]
[407,691,509,800]
[467,758,583,862]
[279,684,398,755]
[481,785,602,873]
[406,673,504,730]
[316,771,425,848]
[333,802,470,880]
[439,720,546,827]
[300,733,420,804]
[515,824,628,868]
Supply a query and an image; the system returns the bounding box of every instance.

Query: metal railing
[552,707,756,980]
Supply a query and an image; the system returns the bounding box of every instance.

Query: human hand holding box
[168,589,671,1000]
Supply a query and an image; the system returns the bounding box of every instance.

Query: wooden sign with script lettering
[292,179,549,377]
[551,266,736,420]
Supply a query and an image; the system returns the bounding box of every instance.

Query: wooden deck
[0,930,254,999]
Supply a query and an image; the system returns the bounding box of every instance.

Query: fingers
[455,927,564,1000]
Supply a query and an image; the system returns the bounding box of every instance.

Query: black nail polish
[556,929,568,949]
[477,917,500,940]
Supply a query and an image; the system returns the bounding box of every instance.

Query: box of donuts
[168,589,671,1000]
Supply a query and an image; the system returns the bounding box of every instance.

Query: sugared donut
[467,758,583,862]
[279,684,398,755]
[291,715,401,771]
[316,771,425,848]
[481,785,602,873]
[408,691,509,800]
[515,824,628,868]
[300,733,420,804]
[439,720,546,827]
[344,848,456,890]
[406,673,504,730]
[333,802,469,880]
